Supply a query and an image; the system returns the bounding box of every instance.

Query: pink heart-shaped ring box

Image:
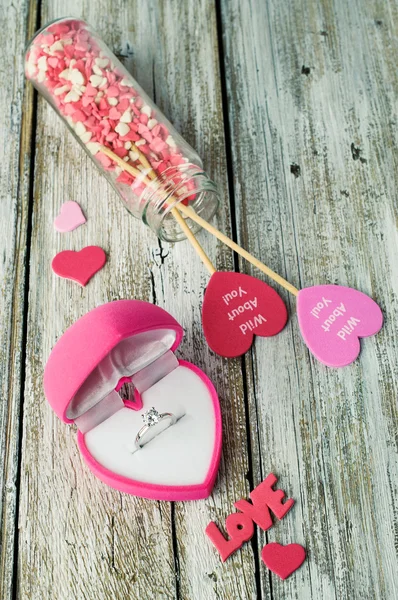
[43,300,222,501]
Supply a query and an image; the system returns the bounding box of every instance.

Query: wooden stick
[100,145,216,275]
[170,207,216,274]
[177,204,299,297]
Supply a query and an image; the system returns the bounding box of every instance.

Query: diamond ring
[135,407,177,450]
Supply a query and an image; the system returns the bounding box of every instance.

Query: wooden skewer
[100,145,216,275]
[177,204,299,297]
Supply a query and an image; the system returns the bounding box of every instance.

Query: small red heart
[202,272,287,357]
[261,542,306,580]
[52,246,106,286]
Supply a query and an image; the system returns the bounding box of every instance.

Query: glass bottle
[25,17,219,242]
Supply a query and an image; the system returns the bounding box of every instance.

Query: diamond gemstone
[142,407,160,426]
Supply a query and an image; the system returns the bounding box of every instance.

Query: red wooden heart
[261,542,306,580]
[52,246,106,286]
[202,272,287,357]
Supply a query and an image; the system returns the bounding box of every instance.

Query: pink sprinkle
[143,132,153,144]
[64,45,75,59]
[72,110,87,122]
[123,131,140,142]
[106,132,118,141]
[48,57,59,68]
[139,113,148,125]
[96,152,112,168]
[98,98,108,111]
[106,86,119,97]
[117,98,129,112]
[82,96,92,108]
[64,104,76,115]
[108,107,121,120]
[116,171,134,184]
[113,147,128,158]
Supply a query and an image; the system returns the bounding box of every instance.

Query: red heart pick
[202,272,287,357]
[261,542,306,580]
[52,246,106,286]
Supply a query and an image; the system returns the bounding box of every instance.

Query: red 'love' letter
[234,473,294,531]
[205,512,255,562]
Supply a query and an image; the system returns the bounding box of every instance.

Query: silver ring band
[135,407,177,449]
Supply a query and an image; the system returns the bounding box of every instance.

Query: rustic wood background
[1,0,397,598]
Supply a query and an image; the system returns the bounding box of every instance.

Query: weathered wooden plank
[18,2,258,599]
[220,0,398,598]
[151,3,259,598]
[0,1,37,598]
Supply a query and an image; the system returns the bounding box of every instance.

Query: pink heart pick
[202,272,288,357]
[54,201,86,232]
[261,542,306,580]
[297,284,383,367]
[52,246,106,286]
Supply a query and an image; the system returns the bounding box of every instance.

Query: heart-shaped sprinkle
[261,543,306,580]
[297,284,383,367]
[202,271,288,357]
[52,246,106,286]
[54,201,86,232]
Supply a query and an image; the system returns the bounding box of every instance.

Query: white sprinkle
[124,141,132,149]
[129,150,140,162]
[95,57,109,68]
[120,110,132,123]
[140,105,152,117]
[121,78,133,87]
[73,85,83,97]
[70,69,84,85]
[38,56,48,71]
[92,64,103,76]
[135,139,146,147]
[37,70,46,82]
[147,119,157,130]
[26,62,36,77]
[81,131,92,143]
[166,135,177,148]
[69,59,76,68]
[99,77,108,89]
[97,91,104,97]
[75,122,86,136]
[54,85,69,96]
[59,68,70,80]
[108,97,118,106]
[89,74,103,87]
[64,89,80,103]
[115,122,130,136]
[87,142,100,155]
[123,156,130,162]
[50,41,64,53]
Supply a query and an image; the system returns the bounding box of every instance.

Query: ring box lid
[43,300,183,423]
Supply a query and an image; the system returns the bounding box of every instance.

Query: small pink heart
[297,284,383,367]
[109,107,121,120]
[52,246,106,286]
[261,542,306,580]
[54,201,86,233]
